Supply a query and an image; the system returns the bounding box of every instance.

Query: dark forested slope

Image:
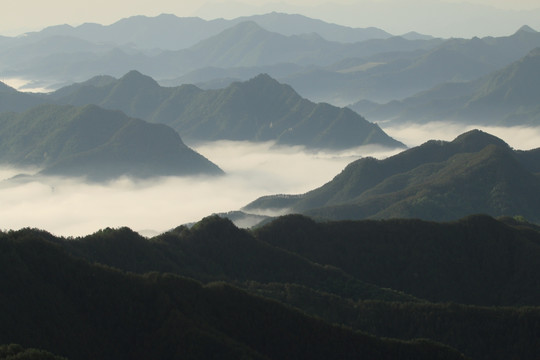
[0,228,466,360]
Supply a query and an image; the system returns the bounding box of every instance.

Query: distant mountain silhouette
[162,24,540,104]
[245,130,540,222]
[3,15,540,105]
[29,12,393,50]
[351,48,540,125]
[48,71,404,149]
[0,104,223,180]
[0,18,440,89]
[153,21,438,76]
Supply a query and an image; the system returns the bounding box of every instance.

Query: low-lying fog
[0,141,399,237]
[0,124,538,237]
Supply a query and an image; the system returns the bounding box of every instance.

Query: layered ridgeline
[245,130,540,223]
[351,47,540,125]
[2,214,540,359]
[3,16,540,105]
[0,16,439,90]
[45,71,403,149]
[21,12,393,50]
[0,222,467,360]
[0,104,223,180]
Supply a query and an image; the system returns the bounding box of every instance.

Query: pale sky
[2,0,540,38]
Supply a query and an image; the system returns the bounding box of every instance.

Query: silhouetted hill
[58,215,415,302]
[0,228,467,360]
[244,281,540,360]
[49,71,404,149]
[0,104,223,180]
[352,47,540,125]
[255,214,540,306]
[245,130,540,222]
[3,215,540,359]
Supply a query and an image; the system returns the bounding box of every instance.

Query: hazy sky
[2,0,540,38]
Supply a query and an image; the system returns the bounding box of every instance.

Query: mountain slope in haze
[279,25,540,104]
[49,71,404,149]
[0,104,223,180]
[159,21,435,72]
[351,47,540,124]
[245,130,540,222]
[0,81,49,112]
[0,227,467,360]
[235,12,392,42]
[164,25,540,105]
[0,18,440,88]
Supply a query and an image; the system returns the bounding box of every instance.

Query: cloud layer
[0,141,400,237]
[1,126,537,237]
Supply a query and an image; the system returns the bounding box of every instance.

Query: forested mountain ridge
[0,104,223,180]
[254,214,540,306]
[2,214,540,359]
[245,130,540,222]
[27,71,405,149]
[0,224,468,360]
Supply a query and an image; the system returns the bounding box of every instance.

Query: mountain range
[3,14,540,107]
[350,47,540,125]
[0,20,440,91]
[0,104,222,180]
[2,214,540,359]
[245,129,540,223]
[0,71,404,150]
[25,12,395,51]
[0,219,471,360]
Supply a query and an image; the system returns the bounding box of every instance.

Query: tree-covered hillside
[0,104,223,180]
[2,214,540,359]
[245,130,540,223]
[0,224,467,360]
[48,71,404,149]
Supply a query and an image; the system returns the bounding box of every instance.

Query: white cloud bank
[382,122,540,150]
[1,126,537,238]
[0,141,400,237]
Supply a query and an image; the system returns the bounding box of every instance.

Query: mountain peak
[516,25,538,34]
[247,73,280,85]
[229,21,266,33]
[117,70,160,88]
[451,129,510,151]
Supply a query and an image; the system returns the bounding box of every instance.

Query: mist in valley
[0,141,400,237]
[0,122,537,238]
[382,122,540,150]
